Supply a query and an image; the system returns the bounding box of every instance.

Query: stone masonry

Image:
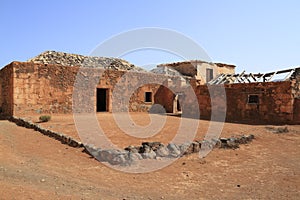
[0,51,299,124]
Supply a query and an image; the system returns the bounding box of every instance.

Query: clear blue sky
[1,0,299,73]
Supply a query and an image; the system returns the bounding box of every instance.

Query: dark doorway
[97,88,108,112]
[145,92,152,103]
[177,97,181,112]
[173,93,183,113]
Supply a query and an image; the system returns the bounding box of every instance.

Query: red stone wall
[10,62,167,115]
[13,62,78,115]
[293,99,300,123]
[194,81,295,124]
[0,63,14,116]
[153,86,174,113]
[0,61,298,124]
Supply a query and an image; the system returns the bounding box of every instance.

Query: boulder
[167,143,181,157]
[142,149,156,159]
[226,138,239,149]
[155,146,170,157]
[124,145,140,153]
[142,142,163,151]
[128,152,143,162]
[179,142,193,155]
[192,141,200,153]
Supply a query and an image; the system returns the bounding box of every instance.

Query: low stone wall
[8,116,254,166]
[9,116,83,148]
[85,135,255,166]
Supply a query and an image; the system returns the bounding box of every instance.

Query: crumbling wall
[215,63,236,74]
[194,81,295,124]
[158,61,236,84]
[0,63,14,117]
[158,61,197,77]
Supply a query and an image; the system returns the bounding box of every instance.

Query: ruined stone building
[0,51,299,124]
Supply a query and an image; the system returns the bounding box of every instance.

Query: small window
[248,95,259,104]
[206,68,214,82]
[145,92,152,103]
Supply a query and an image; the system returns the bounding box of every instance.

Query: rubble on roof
[27,51,146,72]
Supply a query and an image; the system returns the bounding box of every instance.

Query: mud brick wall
[0,63,14,116]
[195,81,295,124]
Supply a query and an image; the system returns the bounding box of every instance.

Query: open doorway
[96,88,108,112]
[173,93,183,114]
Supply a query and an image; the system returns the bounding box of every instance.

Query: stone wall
[158,60,236,84]
[292,70,300,123]
[194,81,296,124]
[13,62,78,115]
[294,99,300,123]
[1,61,299,124]
[10,62,173,115]
[0,63,14,117]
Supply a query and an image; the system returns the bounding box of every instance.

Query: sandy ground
[1,113,300,199]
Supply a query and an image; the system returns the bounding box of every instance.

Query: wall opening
[206,68,214,82]
[97,88,108,112]
[145,92,152,103]
[248,95,259,104]
[173,93,183,113]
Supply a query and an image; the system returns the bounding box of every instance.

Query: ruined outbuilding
[0,51,299,124]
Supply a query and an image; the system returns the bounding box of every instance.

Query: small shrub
[39,115,51,122]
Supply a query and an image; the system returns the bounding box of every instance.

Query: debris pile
[28,51,146,71]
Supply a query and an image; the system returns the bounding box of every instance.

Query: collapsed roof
[208,67,300,85]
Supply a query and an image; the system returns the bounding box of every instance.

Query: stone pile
[265,126,289,134]
[27,51,146,72]
[85,135,255,166]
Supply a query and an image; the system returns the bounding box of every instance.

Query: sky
[1,0,299,73]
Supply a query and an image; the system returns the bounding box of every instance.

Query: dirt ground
[1,113,300,199]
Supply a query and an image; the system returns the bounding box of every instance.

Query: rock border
[85,135,255,166]
[9,116,83,148]
[9,116,254,166]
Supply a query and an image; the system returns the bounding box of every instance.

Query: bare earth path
[0,114,300,199]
